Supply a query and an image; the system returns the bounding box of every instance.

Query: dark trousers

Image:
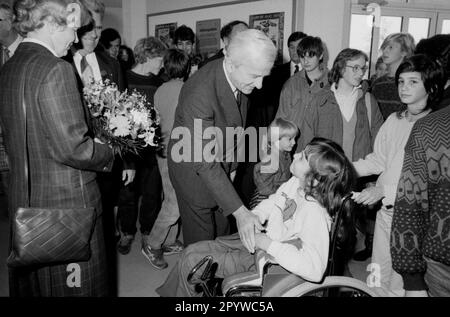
[118,162,162,236]
[175,192,230,246]
[97,161,137,296]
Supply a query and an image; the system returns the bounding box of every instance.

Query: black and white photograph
[0,0,449,305]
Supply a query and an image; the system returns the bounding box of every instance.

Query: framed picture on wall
[155,22,177,47]
[196,19,221,60]
[249,12,285,64]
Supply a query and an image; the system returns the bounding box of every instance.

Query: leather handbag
[7,205,96,267]
[7,84,96,268]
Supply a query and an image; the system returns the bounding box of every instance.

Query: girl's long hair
[303,138,357,265]
[303,138,356,217]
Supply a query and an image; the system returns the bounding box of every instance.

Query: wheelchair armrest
[222,250,274,296]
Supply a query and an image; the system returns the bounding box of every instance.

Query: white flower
[130,109,149,127]
[139,129,156,146]
[109,115,130,137]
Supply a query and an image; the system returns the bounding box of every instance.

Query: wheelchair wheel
[280,276,378,297]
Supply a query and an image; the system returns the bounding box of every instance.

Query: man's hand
[405,290,428,297]
[122,169,136,186]
[233,206,264,254]
[352,186,384,205]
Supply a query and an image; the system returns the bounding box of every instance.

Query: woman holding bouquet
[0,0,114,297]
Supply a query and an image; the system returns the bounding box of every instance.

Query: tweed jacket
[167,58,248,216]
[0,45,9,171]
[0,42,114,215]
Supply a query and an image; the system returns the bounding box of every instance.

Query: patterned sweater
[391,106,450,291]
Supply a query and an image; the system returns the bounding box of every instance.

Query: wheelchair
[187,193,378,297]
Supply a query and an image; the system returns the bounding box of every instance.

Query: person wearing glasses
[298,49,384,272]
[299,48,383,159]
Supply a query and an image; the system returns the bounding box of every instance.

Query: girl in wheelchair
[157,138,356,297]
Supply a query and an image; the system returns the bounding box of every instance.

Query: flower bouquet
[83,79,160,157]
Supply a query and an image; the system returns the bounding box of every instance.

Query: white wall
[143,0,351,67]
[122,0,148,48]
[146,0,239,13]
[303,0,351,68]
[103,7,123,37]
[147,0,294,62]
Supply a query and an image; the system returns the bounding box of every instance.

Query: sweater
[391,106,450,291]
[252,176,332,282]
[154,79,184,157]
[371,74,405,120]
[126,70,163,104]
[353,113,415,207]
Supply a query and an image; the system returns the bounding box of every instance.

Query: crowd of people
[0,0,449,298]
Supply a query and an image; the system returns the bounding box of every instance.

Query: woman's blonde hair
[381,33,415,58]
[268,118,298,141]
[134,36,167,65]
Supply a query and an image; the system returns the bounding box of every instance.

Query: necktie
[294,64,299,74]
[80,55,94,86]
[1,47,10,67]
[235,90,242,110]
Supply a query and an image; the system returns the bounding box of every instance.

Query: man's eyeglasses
[346,64,368,74]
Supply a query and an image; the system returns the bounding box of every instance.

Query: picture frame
[155,22,178,48]
[196,19,221,60]
[249,12,285,64]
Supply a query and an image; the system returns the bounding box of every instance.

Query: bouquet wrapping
[83,79,160,157]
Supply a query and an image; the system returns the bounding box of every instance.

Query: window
[437,13,450,34]
[408,18,431,44]
[349,4,447,77]
[379,16,403,49]
[443,20,450,33]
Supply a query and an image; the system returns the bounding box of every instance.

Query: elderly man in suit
[167,29,277,253]
[237,31,308,206]
[0,0,114,297]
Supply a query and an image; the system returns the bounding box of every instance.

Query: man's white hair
[226,29,277,67]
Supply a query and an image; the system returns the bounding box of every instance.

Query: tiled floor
[0,200,370,297]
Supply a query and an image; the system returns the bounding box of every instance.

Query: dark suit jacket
[247,62,291,129]
[0,42,114,215]
[198,49,225,69]
[64,49,126,92]
[167,58,248,216]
